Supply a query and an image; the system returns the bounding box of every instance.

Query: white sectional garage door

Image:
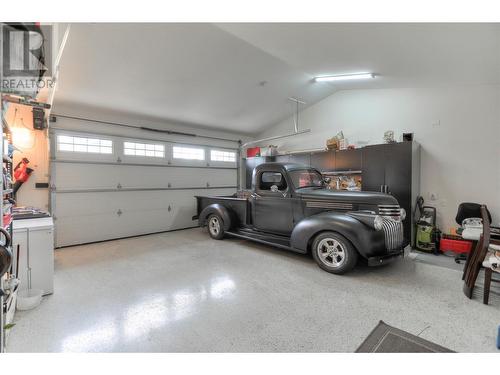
[50,130,238,247]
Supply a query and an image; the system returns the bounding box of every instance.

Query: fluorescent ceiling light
[314,73,375,82]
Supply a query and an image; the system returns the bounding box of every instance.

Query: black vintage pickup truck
[194,162,405,274]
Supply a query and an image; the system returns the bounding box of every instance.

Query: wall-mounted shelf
[322,170,362,175]
[1,97,14,353]
[1,94,51,110]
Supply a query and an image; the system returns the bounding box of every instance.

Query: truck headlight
[400,208,406,220]
[374,215,384,231]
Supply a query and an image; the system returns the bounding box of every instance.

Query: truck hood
[296,188,399,206]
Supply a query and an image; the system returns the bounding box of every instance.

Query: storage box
[261,145,278,157]
[439,238,473,254]
[326,138,339,150]
[246,147,261,158]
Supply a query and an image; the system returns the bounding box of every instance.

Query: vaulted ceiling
[55,23,500,135]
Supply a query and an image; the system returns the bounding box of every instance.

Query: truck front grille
[378,204,401,219]
[382,217,404,250]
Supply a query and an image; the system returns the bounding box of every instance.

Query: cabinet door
[384,142,412,196]
[335,149,362,171]
[310,151,334,172]
[28,229,54,295]
[275,155,290,163]
[12,229,28,292]
[384,142,413,241]
[361,145,388,192]
[289,153,311,167]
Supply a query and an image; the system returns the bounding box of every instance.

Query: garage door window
[57,135,113,154]
[210,150,236,162]
[173,146,205,160]
[124,141,165,158]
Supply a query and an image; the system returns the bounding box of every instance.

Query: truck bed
[194,193,249,226]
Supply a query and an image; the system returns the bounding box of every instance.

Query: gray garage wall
[51,101,251,149]
[254,85,500,231]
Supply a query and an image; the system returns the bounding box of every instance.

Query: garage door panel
[56,211,174,246]
[54,188,235,247]
[54,162,236,190]
[55,191,178,216]
[54,189,234,217]
[52,129,239,247]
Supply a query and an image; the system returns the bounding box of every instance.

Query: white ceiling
[56,23,500,135]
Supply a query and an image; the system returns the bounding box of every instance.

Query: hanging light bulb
[11,117,35,150]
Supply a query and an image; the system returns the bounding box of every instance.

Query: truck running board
[225,229,305,254]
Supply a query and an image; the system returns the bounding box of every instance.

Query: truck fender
[198,203,234,231]
[290,212,385,258]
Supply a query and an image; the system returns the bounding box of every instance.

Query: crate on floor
[439,235,473,255]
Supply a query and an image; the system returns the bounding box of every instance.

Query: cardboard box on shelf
[326,138,339,150]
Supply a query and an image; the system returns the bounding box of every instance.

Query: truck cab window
[289,169,324,189]
[259,172,287,192]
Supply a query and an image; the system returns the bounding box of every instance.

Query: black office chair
[455,203,492,229]
[454,203,492,264]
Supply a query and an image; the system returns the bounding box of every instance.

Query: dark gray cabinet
[335,149,362,171]
[289,153,311,167]
[275,154,290,163]
[361,144,391,193]
[362,142,420,244]
[310,150,335,172]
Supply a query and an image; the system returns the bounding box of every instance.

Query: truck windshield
[289,169,324,189]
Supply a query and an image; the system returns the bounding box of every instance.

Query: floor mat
[356,320,454,353]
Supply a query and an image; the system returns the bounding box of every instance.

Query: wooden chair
[463,206,490,299]
[483,268,493,304]
[482,242,500,305]
[455,203,491,267]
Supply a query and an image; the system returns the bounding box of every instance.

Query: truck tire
[207,214,225,240]
[311,231,358,274]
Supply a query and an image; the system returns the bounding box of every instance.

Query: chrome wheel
[316,237,346,268]
[208,216,221,237]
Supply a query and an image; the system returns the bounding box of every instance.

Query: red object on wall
[440,238,473,254]
[14,158,31,183]
[3,213,12,228]
[246,147,261,158]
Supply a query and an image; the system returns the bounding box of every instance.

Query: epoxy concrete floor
[8,228,500,352]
